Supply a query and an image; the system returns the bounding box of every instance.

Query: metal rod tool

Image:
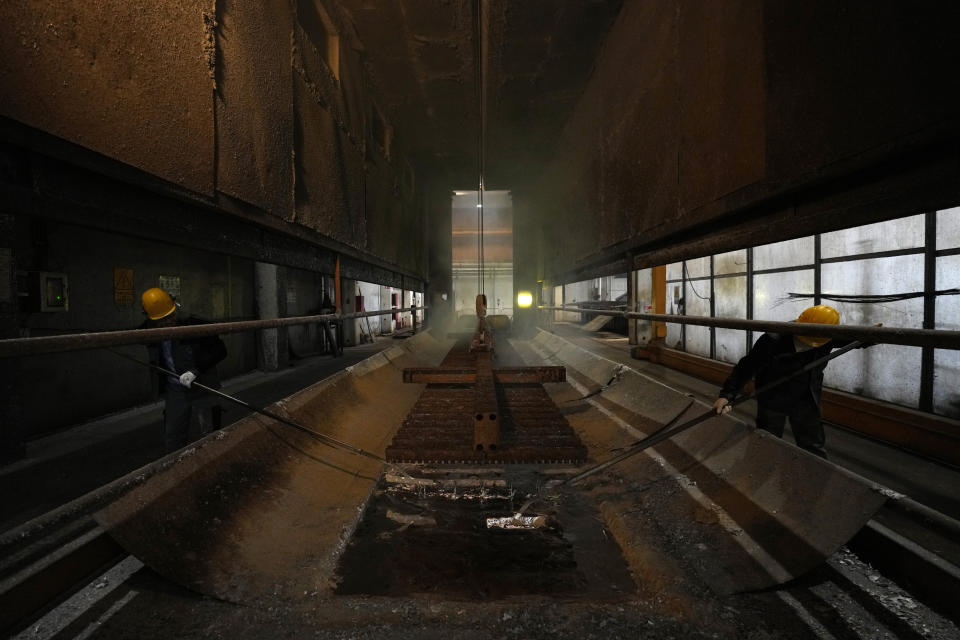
[109,349,423,481]
[566,340,865,485]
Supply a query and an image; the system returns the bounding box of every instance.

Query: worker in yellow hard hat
[712,304,869,459]
[140,287,227,452]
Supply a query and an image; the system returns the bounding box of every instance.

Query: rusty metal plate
[473,350,500,451]
[0,0,215,195]
[386,339,587,464]
[403,366,566,384]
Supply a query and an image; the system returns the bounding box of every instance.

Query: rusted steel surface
[386,340,586,463]
[92,332,446,606]
[402,366,566,384]
[527,329,891,594]
[403,368,477,384]
[473,351,500,451]
[0,307,428,358]
[496,366,566,383]
[539,305,960,350]
[438,343,486,367]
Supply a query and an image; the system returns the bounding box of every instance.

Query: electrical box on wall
[18,271,69,312]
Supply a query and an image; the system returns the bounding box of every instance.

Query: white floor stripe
[561,371,795,584]
[14,555,143,640]
[73,590,139,640]
[776,591,839,640]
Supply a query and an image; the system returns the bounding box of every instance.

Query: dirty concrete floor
[20,460,960,640]
[10,329,960,639]
[21,504,959,640]
[335,472,635,601]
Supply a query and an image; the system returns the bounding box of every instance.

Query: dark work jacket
[145,316,227,395]
[718,332,841,413]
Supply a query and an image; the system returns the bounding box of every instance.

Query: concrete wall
[533,0,960,281]
[283,266,327,358]
[426,186,454,331]
[0,0,426,278]
[0,1,216,196]
[355,280,383,341]
[217,0,294,217]
[15,221,257,436]
[0,0,430,441]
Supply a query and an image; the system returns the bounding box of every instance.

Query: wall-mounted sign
[114,268,134,306]
[158,275,181,300]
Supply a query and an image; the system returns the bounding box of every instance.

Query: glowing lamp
[517,291,533,308]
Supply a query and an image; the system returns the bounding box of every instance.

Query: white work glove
[179,370,197,388]
[713,397,732,415]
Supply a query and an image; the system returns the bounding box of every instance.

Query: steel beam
[472,351,500,452]
[0,307,428,358]
[1,117,427,287]
[402,366,566,384]
[538,305,960,350]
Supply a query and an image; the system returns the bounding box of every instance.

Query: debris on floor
[486,514,548,529]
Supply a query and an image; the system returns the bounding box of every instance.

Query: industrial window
[937,206,960,250]
[562,276,627,304]
[298,0,340,81]
[663,208,960,418]
[558,275,629,332]
[935,253,960,417]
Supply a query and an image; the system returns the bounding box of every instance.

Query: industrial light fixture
[517,291,533,308]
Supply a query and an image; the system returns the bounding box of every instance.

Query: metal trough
[519,329,891,594]
[92,327,891,606]
[95,332,451,605]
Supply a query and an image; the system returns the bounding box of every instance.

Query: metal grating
[385,339,587,463]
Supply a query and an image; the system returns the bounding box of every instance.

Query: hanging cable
[683,262,711,300]
[106,348,426,483]
[775,288,960,307]
[474,0,487,296]
[480,183,485,295]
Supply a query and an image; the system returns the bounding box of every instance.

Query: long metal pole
[0,307,428,358]
[565,341,865,486]
[538,304,960,350]
[108,349,427,484]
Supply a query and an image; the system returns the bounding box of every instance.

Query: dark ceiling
[339,0,624,191]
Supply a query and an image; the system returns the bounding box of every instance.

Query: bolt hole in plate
[333,476,635,599]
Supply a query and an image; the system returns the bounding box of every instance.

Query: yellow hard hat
[796,304,839,347]
[141,287,177,320]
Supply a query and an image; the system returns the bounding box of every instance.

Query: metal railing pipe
[0,307,428,358]
[539,305,960,350]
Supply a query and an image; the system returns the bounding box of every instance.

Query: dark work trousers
[756,403,828,459]
[163,385,222,452]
